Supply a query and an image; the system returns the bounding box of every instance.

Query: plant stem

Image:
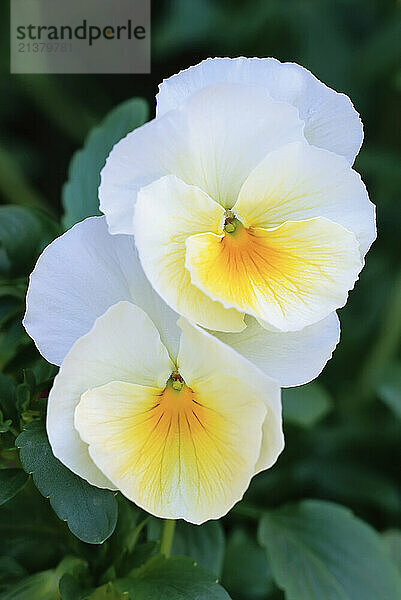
[160,519,176,558]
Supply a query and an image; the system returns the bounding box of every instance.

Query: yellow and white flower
[100,57,376,333]
[24,218,284,523]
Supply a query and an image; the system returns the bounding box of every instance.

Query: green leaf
[59,574,88,600]
[58,557,91,600]
[16,422,117,544]
[296,459,401,513]
[62,98,149,229]
[148,518,225,575]
[0,206,59,277]
[258,500,401,600]
[104,497,141,570]
[282,383,333,427]
[222,529,273,600]
[383,529,401,575]
[377,363,401,419]
[115,555,231,599]
[173,521,225,576]
[0,470,28,506]
[0,412,13,434]
[1,569,60,600]
[120,542,158,574]
[0,373,17,424]
[0,320,31,372]
[2,556,86,600]
[0,556,27,588]
[0,481,67,572]
[88,582,129,599]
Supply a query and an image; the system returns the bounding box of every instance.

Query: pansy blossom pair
[24,57,376,523]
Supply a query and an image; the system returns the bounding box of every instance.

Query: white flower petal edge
[47,301,174,489]
[24,216,342,387]
[23,216,180,365]
[51,301,283,523]
[100,82,304,235]
[234,141,376,257]
[156,56,363,164]
[214,312,340,388]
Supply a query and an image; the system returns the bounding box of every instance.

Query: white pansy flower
[24,217,284,523]
[99,57,376,334]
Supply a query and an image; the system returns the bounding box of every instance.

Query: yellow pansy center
[153,372,211,440]
[157,377,204,427]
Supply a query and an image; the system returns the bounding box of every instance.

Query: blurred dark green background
[0,1,400,599]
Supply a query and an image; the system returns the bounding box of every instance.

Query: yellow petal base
[186,217,362,331]
[75,376,264,524]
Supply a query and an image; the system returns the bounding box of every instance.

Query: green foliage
[0,205,59,373]
[0,469,28,506]
[2,556,87,600]
[62,98,149,229]
[222,529,273,599]
[282,382,333,427]
[0,556,27,592]
[172,521,225,576]
[59,574,89,600]
[0,482,68,572]
[0,373,18,427]
[115,555,231,599]
[383,529,401,575]
[17,422,117,544]
[258,500,401,599]
[377,362,401,418]
[0,206,59,279]
[87,582,129,600]
[148,518,225,575]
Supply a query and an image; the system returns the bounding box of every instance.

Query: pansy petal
[100,82,304,234]
[161,83,304,209]
[134,174,245,332]
[215,313,340,387]
[234,141,376,256]
[156,57,363,163]
[23,216,180,365]
[99,112,185,235]
[186,217,362,331]
[178,318,284,492]
[74,315,283,524]
[47,302,173,488]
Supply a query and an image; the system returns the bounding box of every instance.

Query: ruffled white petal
[23,216,180,366]
[100,82,304,234]
[156,57,363,163]
[214,312,340,387]
[99,113,185,235]
[134,174,245,332]
[47,301,173,488]
[234,141,376,257]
